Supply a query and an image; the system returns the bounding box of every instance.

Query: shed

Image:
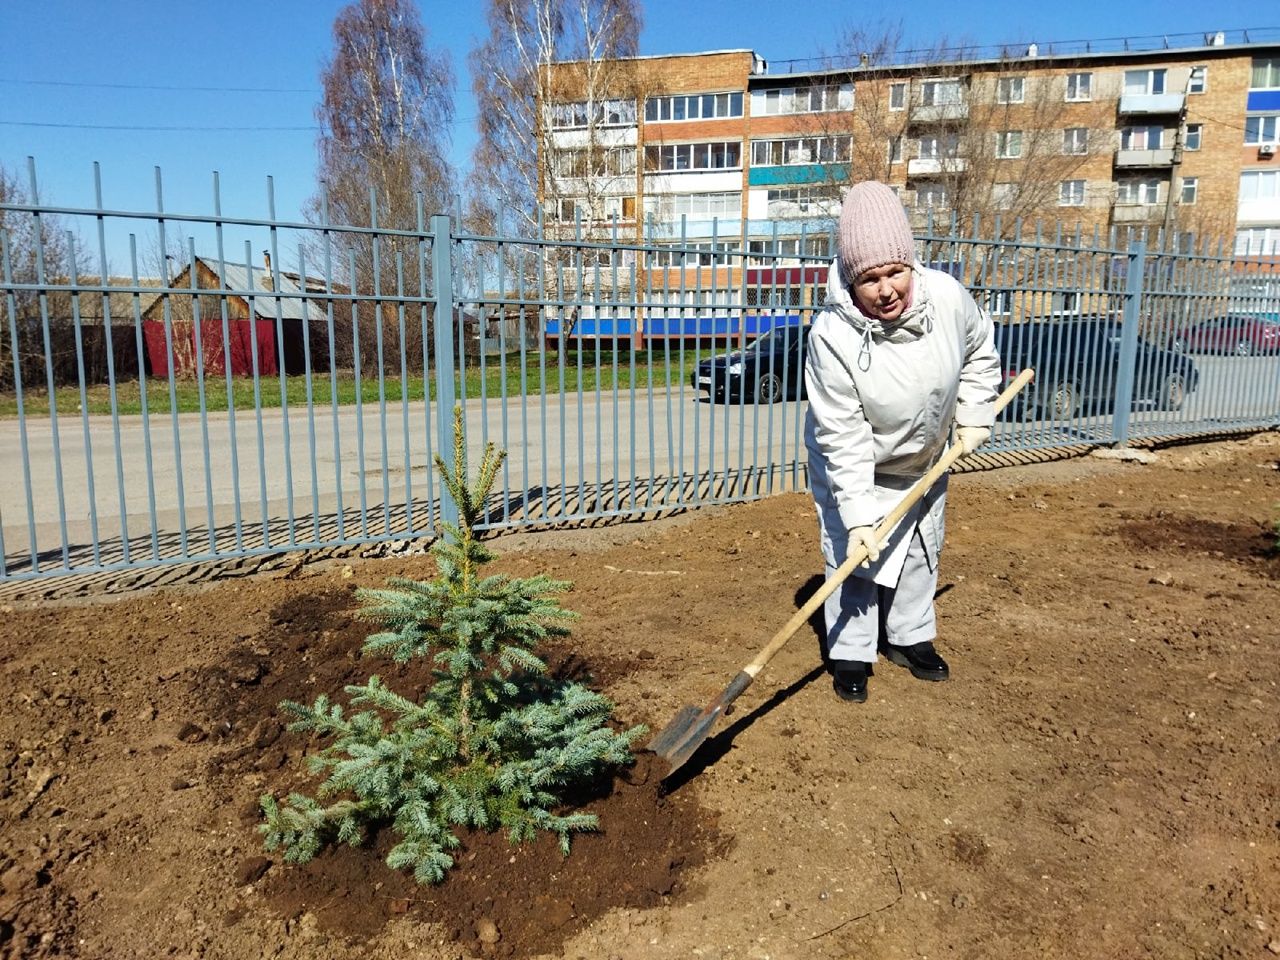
[141,255,332,378]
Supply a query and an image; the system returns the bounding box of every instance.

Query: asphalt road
[2,353,1277,572]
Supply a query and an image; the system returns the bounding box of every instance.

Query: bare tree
[466,0,645,348]
[819,28,1112,237]
[467,0,644,240]
[945,63,1112,233]
[309,0,455,371]
[0,163,96,391]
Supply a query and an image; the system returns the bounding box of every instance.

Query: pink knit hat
[837,181,916,283]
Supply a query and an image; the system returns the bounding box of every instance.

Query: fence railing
[3,175,1279,583]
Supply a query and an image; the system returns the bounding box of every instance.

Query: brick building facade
[541,32,1280,261]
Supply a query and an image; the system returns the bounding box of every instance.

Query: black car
[995,317,1199,419]
[692,325,809,403]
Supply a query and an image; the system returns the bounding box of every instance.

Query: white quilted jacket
[804,260,1001,584]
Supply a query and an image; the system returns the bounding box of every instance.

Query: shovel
[650,368,1035,777]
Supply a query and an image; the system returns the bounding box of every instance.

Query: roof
[759,28,1280,80]
[151,257,331,323]
[38,276,164,324]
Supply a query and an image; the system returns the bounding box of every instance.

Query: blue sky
[0,0,1271,267]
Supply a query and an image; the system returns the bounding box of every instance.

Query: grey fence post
[431,213,459,531]
[1111,239,1146,447]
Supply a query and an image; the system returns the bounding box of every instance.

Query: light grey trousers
[824,526,939,667]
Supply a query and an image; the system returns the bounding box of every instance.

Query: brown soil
[1,432,1278,960]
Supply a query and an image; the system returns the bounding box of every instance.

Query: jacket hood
[824,257,933,344]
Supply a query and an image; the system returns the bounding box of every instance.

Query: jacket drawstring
[857,326,872,371]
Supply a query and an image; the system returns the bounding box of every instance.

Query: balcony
[1117,92,1185,115]
[1111,203,1162,223]
[1114,148,1176,168]
[644,217,745,241]
[909,102,969,123]
[907,157,967,177]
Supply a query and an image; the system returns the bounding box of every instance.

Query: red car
[1172,314,1280,356]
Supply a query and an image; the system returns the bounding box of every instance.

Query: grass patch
[0,349,721,418]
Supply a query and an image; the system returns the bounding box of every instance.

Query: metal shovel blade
[649,670,754,776]
[648,704,701,759]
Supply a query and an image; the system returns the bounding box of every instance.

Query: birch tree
[311,0,454,369]
[467,0,644,239]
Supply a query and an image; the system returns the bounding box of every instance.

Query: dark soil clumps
[1118,513,1280,578]
[194,587,722,959]
[258,751,720,957]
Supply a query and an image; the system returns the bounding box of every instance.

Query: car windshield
[745,328,799,352]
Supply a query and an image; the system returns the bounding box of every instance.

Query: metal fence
[3,165,1279,583]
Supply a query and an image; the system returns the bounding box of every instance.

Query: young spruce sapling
[260,409,644,883]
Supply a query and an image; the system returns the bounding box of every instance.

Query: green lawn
[0,349,720,418]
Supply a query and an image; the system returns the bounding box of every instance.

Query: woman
[804,181,1001,703]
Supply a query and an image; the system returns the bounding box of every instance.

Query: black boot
[832,663,870,702]
[883,641,949,681]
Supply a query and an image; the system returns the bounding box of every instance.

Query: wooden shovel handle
[742,367,1035,678]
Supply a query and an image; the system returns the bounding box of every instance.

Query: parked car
[692,325,809,403]
[1170,314,1280,356]
[995,317,1199,419]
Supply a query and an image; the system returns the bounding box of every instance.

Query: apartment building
[541,30,1280,266]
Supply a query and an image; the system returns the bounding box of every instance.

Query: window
[996,131,1022,159]
[553,195,636,223]
[1116,177,1162,205]
[751,83,853,116]
[1184,123,1203,151]
[745,285,805,309]
[746,235,830,265]
[750,135,852,166]
[888,136,904,163]
[644,92,744,122]
[987,289,1013,315]
[1065,72,1092,101]
[1239,170,1280,202]
[992,183,1016,209]
[764,188,840,217]
[997,76,1025,104]
[1245,115,1280,145]
[1188,66,1207,94]
[917,133,959,159]
[597,196,636,220]
[642,192,741,221]
[1235,226,1280,255]
[1251,57,1280,89]
[1059,180,1086,206]
[650,284,735,312]
[549,98,637,129]
[1053,291,1080,314]
[1063,127,1088,155]
[643,140,742,172]
[647,243,732,268]
[1120,125,1163,150]
[889,82,907,111]
[1179,177,1198,205]
[920,79,963,106]
[1124,69,1167,96]
[916,183,950,208]
[557,197,588,221]
[553,146,636,179]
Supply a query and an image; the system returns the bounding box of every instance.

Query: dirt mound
[193,585,716,959]
[255,751,718,957]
